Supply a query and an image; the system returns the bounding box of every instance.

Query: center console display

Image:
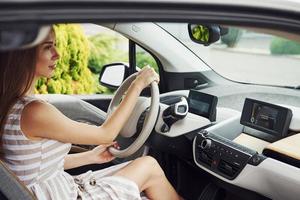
[241,98,292,138]
[250,102,278,130]
[188,90,218,121]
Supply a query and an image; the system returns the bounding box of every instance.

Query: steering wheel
[107,73,160,158]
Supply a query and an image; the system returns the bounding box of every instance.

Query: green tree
[88,33,128,74]
[191,25,209,43]
[35,24,97,94]
[136,51,158,73]
[270,37,300,55]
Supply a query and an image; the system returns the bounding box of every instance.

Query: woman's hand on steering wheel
[89,142,120,164]
[133,66,160,91]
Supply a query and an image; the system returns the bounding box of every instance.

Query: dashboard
[157,87,300,200]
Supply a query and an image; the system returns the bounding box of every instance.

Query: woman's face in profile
[35,30,60,78]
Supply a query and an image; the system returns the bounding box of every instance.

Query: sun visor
[0,24,51,51]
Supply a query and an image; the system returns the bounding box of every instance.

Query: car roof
[1,0,300,13]
[1,0,300,46]
[1,0,300,22]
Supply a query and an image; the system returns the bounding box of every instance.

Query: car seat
[0,159,36,200]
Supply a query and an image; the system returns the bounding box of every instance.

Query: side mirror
[0,24,51,51]
[188,24,221,46]
[99,63,130,89]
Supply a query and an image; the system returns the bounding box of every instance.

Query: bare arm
[21,67,159,145]
[64,151,95,170]
[64,144,116,169]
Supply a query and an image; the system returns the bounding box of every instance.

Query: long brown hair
[0,47,38,140]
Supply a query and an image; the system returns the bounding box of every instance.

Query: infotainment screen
[188,90,218,121]
[241,98,292,138]
[250,103,279,130]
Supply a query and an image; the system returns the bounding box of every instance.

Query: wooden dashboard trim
[264,133,300,160]
[233,133,270,153]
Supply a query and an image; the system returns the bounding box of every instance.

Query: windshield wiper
[282,85,300,90]
[294,85,300,90]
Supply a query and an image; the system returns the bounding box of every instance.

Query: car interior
[1,1,300,200]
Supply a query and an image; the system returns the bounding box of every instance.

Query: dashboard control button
[161,124,170,133]
[248,154,265,166]
[253,156,260,163]
[199,129,209,137]
[200,139,212,149]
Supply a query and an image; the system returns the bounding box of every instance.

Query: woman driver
[0,27,181,200]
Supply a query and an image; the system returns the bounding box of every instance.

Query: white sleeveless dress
[1,96,144,200]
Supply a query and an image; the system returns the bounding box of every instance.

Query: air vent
[218,160,240,178]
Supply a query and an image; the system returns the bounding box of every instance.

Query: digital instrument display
[188,90,218,121]
[241,98,292,138]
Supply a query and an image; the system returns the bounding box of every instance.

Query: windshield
[159,23,300,88]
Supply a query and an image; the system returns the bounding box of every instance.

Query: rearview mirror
[99,63,130,89]
[188,24,222,46]
[0,24,50,51]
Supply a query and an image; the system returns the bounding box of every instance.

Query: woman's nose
[52,47,60,60]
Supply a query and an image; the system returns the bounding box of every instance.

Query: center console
[191,97,300,200]
[193,98,297,181]
[193,130,266,180]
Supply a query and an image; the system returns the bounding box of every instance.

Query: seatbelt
[0,160,36,200]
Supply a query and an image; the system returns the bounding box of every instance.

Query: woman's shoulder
[22,97,53,116]
[22,95,48,104]
[21,95,56,123]
[20,97,57,140]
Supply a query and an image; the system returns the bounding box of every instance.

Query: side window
[86,24,129,94]
[136,45,159,73]
[34,23,160,95]
[87,25,129,74]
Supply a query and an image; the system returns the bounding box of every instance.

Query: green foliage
[191,25,209,43]
[221,28,243,47]
[270,37,300,55]
[88,33,128,74]
[136,51,158,73]
[35,24,98,94]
